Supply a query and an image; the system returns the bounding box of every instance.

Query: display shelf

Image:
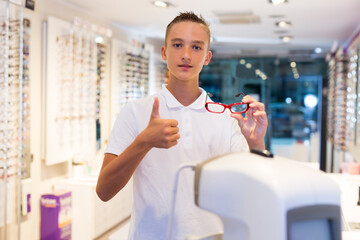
[43,16,109,166]
[96,43,107,151]
[110,39,151,126]
[345,46,358,149]
[333,49,348,150]
[0,0,29,238]
[327,32,360,172]
[327,57,336,142]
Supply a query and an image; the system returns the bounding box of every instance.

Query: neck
[166,79,201,106]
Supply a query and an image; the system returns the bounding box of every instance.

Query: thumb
[231,113,244,129]
[151,97,160,119]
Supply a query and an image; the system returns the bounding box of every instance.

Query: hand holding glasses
[205,92,249,114]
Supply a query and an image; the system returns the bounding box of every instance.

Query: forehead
[167,21,209,43]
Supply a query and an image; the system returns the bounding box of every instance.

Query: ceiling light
[239,59,246,64]
[290,62,296,67]
[314,48,322,54]
[153,0,169,8]
[276,21,291,28]
[280,36,292,43]
[95,36,103,44]
[245,63,252,69]
[304,94,318,108]
[269,0,288,5]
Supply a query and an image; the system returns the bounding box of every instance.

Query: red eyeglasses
[205,92,249,114]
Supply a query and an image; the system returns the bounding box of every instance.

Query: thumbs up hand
[141,97,180,149]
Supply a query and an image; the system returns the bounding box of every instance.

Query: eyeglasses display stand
[326,34,360,173]
[326,48,349,172]
[346,45,358,149]
[42,16,108,166]
[0,0,30,239]
[110,38,151,126]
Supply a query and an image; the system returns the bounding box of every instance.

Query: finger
[167,119,178,127]
[166,140,178,149]
[164,126,179,135]
[253,111,267,117]
[242,96,266,110]
[167,126,179,135]
[249,102,265,111]
[252,111,268,122]
[169,133,180,141]
[163,137,179,148]
[151,97,160,119]
[242,95,257,104]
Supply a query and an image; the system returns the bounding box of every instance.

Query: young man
[96,12,267,239]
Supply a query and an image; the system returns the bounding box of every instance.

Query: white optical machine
[191,150,342,240]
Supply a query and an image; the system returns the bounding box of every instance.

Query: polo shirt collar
[160,84,207,110]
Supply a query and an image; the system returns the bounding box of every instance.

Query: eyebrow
[192,40,205,46]
[171,38,205,46]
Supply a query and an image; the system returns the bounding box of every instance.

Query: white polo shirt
[105,85,248,240]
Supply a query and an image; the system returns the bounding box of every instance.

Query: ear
[161,45,167,61]
[203,50,212,66]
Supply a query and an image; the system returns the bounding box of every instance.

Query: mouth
[178,64,192,70]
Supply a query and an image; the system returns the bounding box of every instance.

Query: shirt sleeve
[230,118,249,152]
[105,102,139,156]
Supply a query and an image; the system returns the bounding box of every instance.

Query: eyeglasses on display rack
[205,92,249,114]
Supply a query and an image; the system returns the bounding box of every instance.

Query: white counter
[328,173,360,239]
[54,176,133,240]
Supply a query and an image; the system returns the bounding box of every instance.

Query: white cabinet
[55,177,132,240]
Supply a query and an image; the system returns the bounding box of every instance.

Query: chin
[176,74,197,82]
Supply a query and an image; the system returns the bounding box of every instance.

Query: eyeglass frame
[205,92,249,114]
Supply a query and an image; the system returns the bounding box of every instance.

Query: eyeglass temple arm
[235,92,245,98]
[205,92,213,105]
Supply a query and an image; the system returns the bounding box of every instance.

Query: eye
[173,43,182,48]
[193,45,202,50]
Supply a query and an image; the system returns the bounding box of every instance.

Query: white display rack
[327,33,360,172]
[345,46,358,148]
[0,0,29,239]
[42,16,109,166]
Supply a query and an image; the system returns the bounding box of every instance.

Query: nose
[181,46,191,62]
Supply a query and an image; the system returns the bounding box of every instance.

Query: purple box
[40,191,72,240]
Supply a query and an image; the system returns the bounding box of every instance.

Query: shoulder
[119,93,163,121]
[125,94,159,111]
[112,94,160,133]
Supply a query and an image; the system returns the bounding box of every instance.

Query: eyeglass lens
[230,103,248,113]
[207,103,225,113]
